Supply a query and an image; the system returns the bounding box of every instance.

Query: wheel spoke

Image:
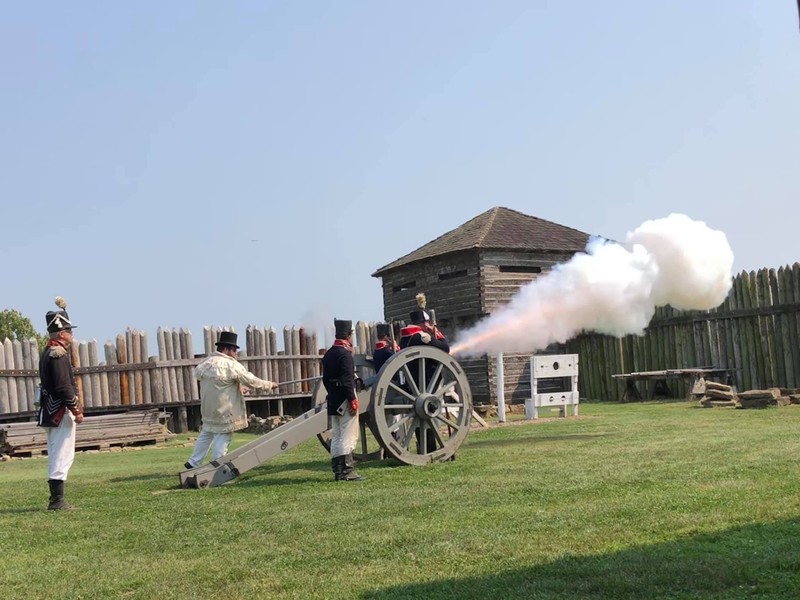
[383,404,415,410]
[388,414,414,434]
[430,423,446,448]
[401,364,421,396]
[418,421,429,454]
[435,413,459,431]
[402,417,418,450]
[419,358,427,393]
[434,380,457,398]
[388,381,416,402]
[426,363,444,394]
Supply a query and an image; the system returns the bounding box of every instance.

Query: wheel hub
[414,393,443,420]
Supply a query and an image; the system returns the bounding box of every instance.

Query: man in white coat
[184,331,278,468]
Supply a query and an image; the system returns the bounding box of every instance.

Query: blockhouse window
[438,269,467,281]
[392,281,416,292]
[498,265,542,274]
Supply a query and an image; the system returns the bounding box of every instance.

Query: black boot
[331,456,344,481]
[48,479,75,511]
[341,453,365,482]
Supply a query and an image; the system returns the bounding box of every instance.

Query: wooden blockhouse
[372,206,592,405]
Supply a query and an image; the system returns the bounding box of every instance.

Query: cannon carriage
[179,346,472,488]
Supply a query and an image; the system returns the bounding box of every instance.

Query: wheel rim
[369,346,472,465]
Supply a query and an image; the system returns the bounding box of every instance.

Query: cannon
[179,346,473,488]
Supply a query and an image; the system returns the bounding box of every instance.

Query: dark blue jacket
[322,341,356,416]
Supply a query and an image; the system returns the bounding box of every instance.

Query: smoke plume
[451,213,734,356]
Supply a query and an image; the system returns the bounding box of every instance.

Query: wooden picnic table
[611,368,735,402]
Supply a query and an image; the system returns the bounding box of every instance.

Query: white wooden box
[526,354,579,419]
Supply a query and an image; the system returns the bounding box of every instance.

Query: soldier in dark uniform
[399,308,456,454]
[321,319,365,482]
[399,309,450,353]
[37,297,84,511]
[372,322,398,372]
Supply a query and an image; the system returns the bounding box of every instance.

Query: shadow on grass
[0,507,42,515]
[361,519,800,600]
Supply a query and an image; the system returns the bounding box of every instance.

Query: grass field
[2,400,800,600]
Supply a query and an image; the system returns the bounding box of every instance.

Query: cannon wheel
[369,346,472,465]
[312,379,385,462]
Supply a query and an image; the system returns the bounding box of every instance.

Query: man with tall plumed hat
[399,293,459,455]
[37,296,83,510]
[399,294,450,353]
[321,319,365,481]
[185,331,280,469]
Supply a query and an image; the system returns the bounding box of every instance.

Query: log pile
[244,414,293,434]
[698,383,800,409]
[0,409,174,456]
[698,380,738,408]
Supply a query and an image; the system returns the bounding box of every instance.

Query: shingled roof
[372,206,592,276]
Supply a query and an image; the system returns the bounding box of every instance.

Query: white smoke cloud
[451,213,734,356]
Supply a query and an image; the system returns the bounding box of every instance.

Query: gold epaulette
[49,346,68,358]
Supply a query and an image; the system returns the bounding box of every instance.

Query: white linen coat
[195,351,273,433]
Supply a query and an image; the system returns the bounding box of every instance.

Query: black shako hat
[376,323,391,338]
[215,331,240,349]
[46,296,76,333]
[409,309,430,325]
[334,319,353,339]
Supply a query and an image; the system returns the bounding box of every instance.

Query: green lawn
[2,401,800,600]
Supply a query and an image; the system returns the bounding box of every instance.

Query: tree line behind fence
[0,322,383,416]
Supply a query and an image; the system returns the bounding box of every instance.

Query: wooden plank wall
[479,250,575,314]
[0,321,381,417]
[379,251,484,338]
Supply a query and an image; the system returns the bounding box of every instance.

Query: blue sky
[1,2,798,351]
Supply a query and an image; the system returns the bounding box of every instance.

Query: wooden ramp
[0,409,175,456]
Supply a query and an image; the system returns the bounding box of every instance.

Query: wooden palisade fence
[571,264,800,400]
[0,321,383,419]
[4,263,797,414]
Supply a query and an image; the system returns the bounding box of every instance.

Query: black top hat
[215,331,240,349]
[46,310,76,333]
[334,319,353,339]
[409,309,430,325]
[376,323,391,338]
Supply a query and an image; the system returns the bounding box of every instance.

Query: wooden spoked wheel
[368,346,472,465]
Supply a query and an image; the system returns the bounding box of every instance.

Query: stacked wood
[244,414,293,434]
[0,409,174,456]
[698,381,737,407]
[736,388,781,409]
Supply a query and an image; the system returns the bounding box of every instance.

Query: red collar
[400,325,444,340]
[375,340,399,351]
[400,325,422,337]
[47,338,70,349]
[333,339,353,351]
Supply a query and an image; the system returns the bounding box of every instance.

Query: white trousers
[188,429,233,466]
[330,410,359,458]
[47,410,76,481]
